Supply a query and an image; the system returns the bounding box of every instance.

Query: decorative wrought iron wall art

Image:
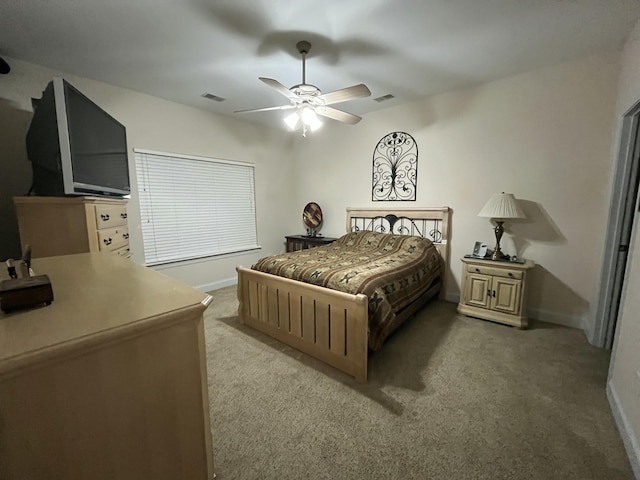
[372,131,418,201]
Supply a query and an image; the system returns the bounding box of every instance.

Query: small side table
[457,256,535,328]
[285,235,338,252]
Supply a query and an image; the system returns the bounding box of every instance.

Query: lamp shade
[478,193,525,219]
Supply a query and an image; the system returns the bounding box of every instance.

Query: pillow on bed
[333,230,434,251]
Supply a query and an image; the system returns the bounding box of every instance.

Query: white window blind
[135,149,258,266]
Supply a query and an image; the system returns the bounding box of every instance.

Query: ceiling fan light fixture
[284,111,300,130]
[284,106,322,134]
[295,106,322,133]
[307,114,323,132]
[301,106,318,123]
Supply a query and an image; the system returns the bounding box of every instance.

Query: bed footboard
[236,266,369,382]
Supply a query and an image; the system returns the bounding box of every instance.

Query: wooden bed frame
[236,207,451,382]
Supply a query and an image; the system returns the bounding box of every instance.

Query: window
[135,149,258,266]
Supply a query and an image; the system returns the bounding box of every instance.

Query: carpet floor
[204,285,632,480]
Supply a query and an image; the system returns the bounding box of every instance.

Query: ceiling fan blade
[259,77,297,99]
[315,106,362,125]
[234,104,295,114]
[318,84,371,105]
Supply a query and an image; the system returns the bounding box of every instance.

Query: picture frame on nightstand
[472,241,488,258]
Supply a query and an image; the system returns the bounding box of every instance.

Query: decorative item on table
[478,192,526,261]
[472,241,488,258]
[0,245,53,313]
[303,202,323,237]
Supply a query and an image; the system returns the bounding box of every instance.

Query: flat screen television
[25,77,130,197]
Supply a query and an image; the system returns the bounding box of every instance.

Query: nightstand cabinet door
[491,277,521,315]
[464,273,491,309]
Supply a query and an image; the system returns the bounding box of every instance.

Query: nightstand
[457,256,535,328]
[285,235,337,252]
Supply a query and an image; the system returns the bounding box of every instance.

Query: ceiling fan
[234,40,371,134]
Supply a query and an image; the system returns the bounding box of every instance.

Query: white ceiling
[1,0,639,128]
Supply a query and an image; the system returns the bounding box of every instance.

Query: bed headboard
[346,207,451,263]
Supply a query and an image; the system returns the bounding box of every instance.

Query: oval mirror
[302,202,323,231]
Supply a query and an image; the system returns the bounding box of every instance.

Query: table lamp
[478,192,525,260]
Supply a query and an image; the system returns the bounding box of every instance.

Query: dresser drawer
[94,204,128,230]
[466,264,523,280]
[113,245,131,257]
[97,226,129,252]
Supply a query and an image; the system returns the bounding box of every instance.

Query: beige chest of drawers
[14,196,130,258]
[457,256,535,328]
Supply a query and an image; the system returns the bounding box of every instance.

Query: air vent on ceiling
[201,93,226,102]
[374,94,395,102]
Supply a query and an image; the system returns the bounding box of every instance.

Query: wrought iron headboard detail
[345,207,451,262]
[350,214,442,243]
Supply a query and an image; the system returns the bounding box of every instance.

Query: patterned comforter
[252,230,443,351]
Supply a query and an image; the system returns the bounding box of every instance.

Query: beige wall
[0,57,297,290]
[290,52,620,329]
[608,19,640,478]
[0,53,623,322]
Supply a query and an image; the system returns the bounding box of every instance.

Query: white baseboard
[526,307,584,329]
[607,381,640,479]
[445,294,584,329]
[194,277,237,293]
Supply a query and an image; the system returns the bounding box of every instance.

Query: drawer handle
[487,289,491,297]
[103,238,112,246]
[123,233,129,239]
[492,290,496,298]
[508,272,513,277]
[101,214,110,221]
[475,268,480,272]
[121,213,128,219]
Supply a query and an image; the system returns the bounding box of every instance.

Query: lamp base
[490,220,510,261]
[489,248,510,261]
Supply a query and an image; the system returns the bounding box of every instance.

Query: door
[465,273,491,309]
[491,277,521,315]
[605,118,640,347]
[594,100,640,348]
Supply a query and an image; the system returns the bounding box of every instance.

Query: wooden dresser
[13,196,130,258]
[0,253,214,479]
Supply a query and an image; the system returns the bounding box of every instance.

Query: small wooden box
[0,275,54,313]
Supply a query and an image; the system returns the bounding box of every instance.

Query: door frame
[592,99,640,348]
